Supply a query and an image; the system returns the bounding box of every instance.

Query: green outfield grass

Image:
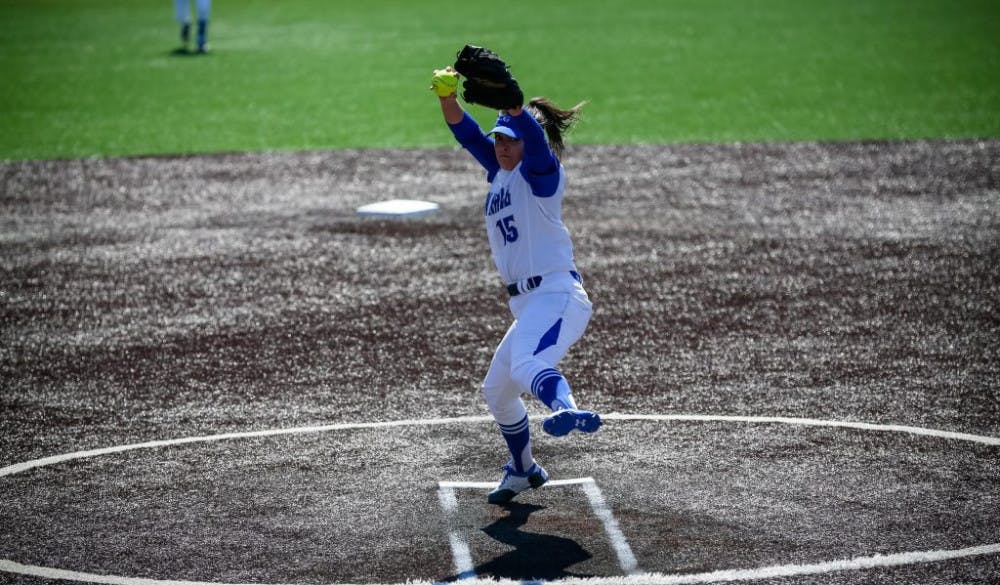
[1,0,998,159]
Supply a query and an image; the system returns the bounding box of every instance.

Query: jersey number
[495,215,519,245]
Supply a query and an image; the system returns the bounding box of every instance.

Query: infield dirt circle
[1,140,998,584]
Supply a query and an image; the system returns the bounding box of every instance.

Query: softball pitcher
[431,48,601,504]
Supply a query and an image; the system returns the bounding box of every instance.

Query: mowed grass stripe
[1,0,998,159]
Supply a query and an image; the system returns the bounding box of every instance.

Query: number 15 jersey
[449,110,579,285]
[483,165,576,284]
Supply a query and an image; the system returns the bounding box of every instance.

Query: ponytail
[525,97,586,160]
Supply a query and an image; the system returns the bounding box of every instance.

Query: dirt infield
[1,139,999,584]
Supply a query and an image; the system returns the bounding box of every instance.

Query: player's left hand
[430,67,460,98]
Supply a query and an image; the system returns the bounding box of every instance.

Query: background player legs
[173,0,211,53]
[195,0,210,53]
[174,0,191,51]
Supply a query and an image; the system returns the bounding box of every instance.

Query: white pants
[175,0,211,23]
[482,273,593,426]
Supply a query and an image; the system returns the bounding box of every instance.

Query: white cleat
[487,462,549,504]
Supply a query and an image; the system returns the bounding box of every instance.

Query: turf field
[1,0,999,159]
[2,1,1000,584]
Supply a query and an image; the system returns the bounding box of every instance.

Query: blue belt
[507,271,582,297]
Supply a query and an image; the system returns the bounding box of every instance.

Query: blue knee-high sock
[497,415,532,473]
[531,368,577,411]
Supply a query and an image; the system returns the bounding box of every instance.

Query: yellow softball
[431,68,459,97]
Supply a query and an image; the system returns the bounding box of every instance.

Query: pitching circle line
[1,413,998,585]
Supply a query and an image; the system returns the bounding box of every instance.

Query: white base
[356,199,440,219]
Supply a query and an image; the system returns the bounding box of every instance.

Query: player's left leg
[509,290,601,437]
[195,0,211,52]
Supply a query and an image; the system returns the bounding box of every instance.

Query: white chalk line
[3,413,997,479]
[437,484,476,580]
[2,544,999,585]
[440,477,595,489]
[1,413,997,585]
[0,415,496,478]
[446,532,476,581]
[599,413,1000,447]
[620,543,1000,585]
[4,412,996,480]
[437,477,639,578]
[579,480,640,575]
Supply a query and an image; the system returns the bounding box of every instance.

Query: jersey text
[485,187,512,216]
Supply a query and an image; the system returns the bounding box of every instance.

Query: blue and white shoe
[542,408,602,437]
[487,462,548,504]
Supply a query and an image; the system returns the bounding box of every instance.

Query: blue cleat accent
[542,408,602,437]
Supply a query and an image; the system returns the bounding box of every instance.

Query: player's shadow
[464,502,594,581]
[168,47,209,57]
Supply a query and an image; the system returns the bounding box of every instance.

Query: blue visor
[488,114,520,139]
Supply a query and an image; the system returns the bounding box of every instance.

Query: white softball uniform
[449,109,592,432]
[484,165,576,285]
[483,273,592,425]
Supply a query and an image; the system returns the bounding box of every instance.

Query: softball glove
[453,44,524,111]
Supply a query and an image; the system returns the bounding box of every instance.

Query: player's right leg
[483,327,547,503]
[481,387,549,504]
[174,0,191,50]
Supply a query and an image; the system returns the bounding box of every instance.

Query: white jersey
[484,163,577,285]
